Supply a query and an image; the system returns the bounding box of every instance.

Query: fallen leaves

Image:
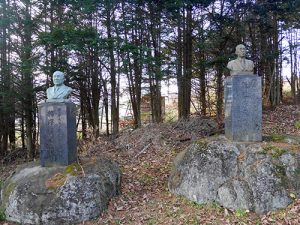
[2,105,300,225]
[263,105,300,136]
[89,105,300,224]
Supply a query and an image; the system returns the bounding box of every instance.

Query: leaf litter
[1,104,300,225]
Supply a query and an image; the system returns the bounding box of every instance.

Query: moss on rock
[65,163,83,176]
[264,134,300,145]
[261,145,287,159]
[45,163,85,189]
[1,181,16,208]
[2,158,121,224]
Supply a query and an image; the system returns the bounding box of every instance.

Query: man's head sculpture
[46,71,73,102]
[235,44,247,58]
[52,71,65,86]
[227,44,255,76]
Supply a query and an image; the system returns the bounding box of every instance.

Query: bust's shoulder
[46,86,53,92]
[62,85,73,94]
[245,58,254,64]
[228,59,238,64]
[227,59,237,68]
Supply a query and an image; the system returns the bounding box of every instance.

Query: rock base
[168,136,300,214]
[0,158,121,224]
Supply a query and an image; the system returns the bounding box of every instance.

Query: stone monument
[2,73,121,225]
[225,44,262,142]
[39,71,77,166]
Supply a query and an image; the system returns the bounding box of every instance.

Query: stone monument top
[46,71,73,102]
[227,44,255,76]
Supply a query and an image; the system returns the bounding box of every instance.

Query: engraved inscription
[39,102,77,166]
[225,76,262,141]
[44,105,64,163]
[240,78,256,97]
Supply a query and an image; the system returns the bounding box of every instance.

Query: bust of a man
[46,71,73,102]
[227,44,254,76]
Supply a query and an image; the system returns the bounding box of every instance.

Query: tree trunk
[106,3,119,134]
[177,5,193,119]
[199,55,207,116]
[148,2,162,123]
[0,0,15,155]
[176,8,183,119]
[22,1,35,159]
[182,5,192,118]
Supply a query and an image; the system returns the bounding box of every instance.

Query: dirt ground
[1,104,300,225]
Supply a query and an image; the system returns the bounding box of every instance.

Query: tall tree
[105,0,120,134]
[177,4,193,119]
[147,1,163,123]
[10,0,37,158]
[0,0,15,156]
[120,1,144,128]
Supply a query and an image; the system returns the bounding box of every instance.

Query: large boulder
[0,158,121,224]
[169,136,300,214]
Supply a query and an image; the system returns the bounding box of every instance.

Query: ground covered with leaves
[1,104,300,225]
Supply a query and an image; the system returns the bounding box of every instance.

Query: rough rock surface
[0,158,121,225]
[169,136,300,214]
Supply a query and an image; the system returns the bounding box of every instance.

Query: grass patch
[184,198,222,211]
[235,208,249,218]
[261,145,287,159]
[295,121,300,129]
[272,148,287,159]
[264,134,300,145]
[146,217,157,225]
[268,134,285,142]
[186,200,207,209]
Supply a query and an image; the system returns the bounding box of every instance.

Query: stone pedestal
[224,75,262,142]
[39,102,77,166]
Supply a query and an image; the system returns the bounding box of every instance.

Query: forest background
[0,0,299,159]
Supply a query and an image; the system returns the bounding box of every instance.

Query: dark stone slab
[224,75,262,142]
[39,102,77,166]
